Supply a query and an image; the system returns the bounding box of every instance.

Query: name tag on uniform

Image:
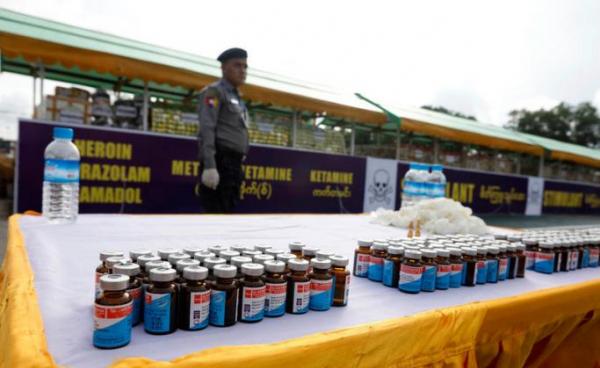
[230,98,239,105]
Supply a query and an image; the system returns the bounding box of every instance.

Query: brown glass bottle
[136,255,161,284]
[398,249,423,294]
[230,256,253,282]
[238,263,265,323]
[209,264,239,327]
[303,247,319,272]
[289,242,305,258]
[382,246,403,288]
[447,247,463,288]
[93,274,132,349]
[515,243,526,278]
[506,244,517,279]
[179,265,210,330]
[353,239,372,277]
[286,258,310,314]
[144,268,178,335]
[113,263,143,327]
[263,260,287,317]
[308,258,333,311]
[330,255,350,306]
[559,241,569,272]
[277,253,297,274]
[174,259,200,287]
[142,261,171,290]
[462,248,478,286]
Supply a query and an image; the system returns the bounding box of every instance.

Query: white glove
[201,168,220,190]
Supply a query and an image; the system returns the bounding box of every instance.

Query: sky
[1,0,600,141]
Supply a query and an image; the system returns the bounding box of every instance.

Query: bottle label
[399,264,423,292]
[368,256,384,281]
[93,301,132,348]
[421,265,436,291]
[450,263,463,287]
[476,261,487,284]
[382,259,396,286]
[343,276,350,305]
[486,260,498,282]
[403,180,421,196]
[209,289,227,326]
[432,182,446,198]
[95,272,103,299]
[144,292,171,333]
[189,290,210,329]
[534,252,555,274]
[354,253,370,277]
[582,248,590,268]
[309,278,332,311]
[129,286,143,325]
[265,282,287,317]
[589,248,599,267]
[436,264,451,289]
[240,286,265,321]
[44,159,80,183]
[570,251,579,270]
[292,281,310,313]
[498,259,508,280]
[525,250,536,270]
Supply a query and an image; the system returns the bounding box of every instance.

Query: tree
[421,105,477,121]
[506,102,600,148]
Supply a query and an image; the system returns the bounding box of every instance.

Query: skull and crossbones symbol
[369,169,392,204]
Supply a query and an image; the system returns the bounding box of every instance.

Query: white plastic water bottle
[413,163,430,203]
[429,164,447,198]
[401,163,419,208]
[42,127,80,223]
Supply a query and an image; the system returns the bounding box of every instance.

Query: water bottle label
[144,292,171,333]
[93,301,132,348]
[309,278,332,311]
[292,281,310,314]
[423,182,434,198]
[431,183,446,198]
[403,180,421,196]
[264,282,287,317]
[44,159,80,183]
[188,290,210,329]
[534,252,554,274]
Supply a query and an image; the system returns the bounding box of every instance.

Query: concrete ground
[1,206,599,265]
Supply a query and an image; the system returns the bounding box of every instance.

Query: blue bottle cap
[53,127,74,140]
[432,164,444,171]
[409,162,418,169]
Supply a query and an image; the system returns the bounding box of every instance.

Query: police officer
[197,48,249,213]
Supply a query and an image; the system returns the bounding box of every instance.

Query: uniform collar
[220,78,239,95]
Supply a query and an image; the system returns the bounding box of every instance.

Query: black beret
[217,48,248,63]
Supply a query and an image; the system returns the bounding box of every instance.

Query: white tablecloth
[18,214,600,368]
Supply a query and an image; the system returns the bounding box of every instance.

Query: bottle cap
[106,256,129,269]
[157,248,181,261]
[168,252,191,266]
[432,164,443,171]
[507,235,522,242]
[149,267,176,282]
[265,248,285,257]
[113,262,140,276]
[53,127,74,140]
[462,247,478,256]
[230,256,253,268]
[515,243,525,251]
[137,255,161,267]
[372,241,388,250]
[243,250,262,257]
[182,247,204,256]
[523,239,538,246]
[194,251,216,262]
[276,253,297,263]
[476,247,488,255]
[264,260,286,273]
[316,250,335,260]
[100,250,124,261]
[421,249,437,258]
[447,247,462,257]
[203,257,227,269]
[494,234,508,240]
[288,241,306,251]
[302,247,319,256]
[330,255,349,267]
[487,246,499,255]
[99,274,129,291]
[310,258,331,270]
[357,239,373,247]
[241,263,264,276]
[176,259,200,273]
[387,246,404,255]
[506,244,517,252]
[207,245,227,255]
[253,254,275,265]
[436,249,450,258]
[255,245,272,253]
[214,264,237,278]
[145,260,171,272]
[183,265,208,281]
[404,249,422,260]
[230,245,248,253]
[219,250,241,261]
[539,241,554,249]
[129,249,153,261]
[288,258,309,271]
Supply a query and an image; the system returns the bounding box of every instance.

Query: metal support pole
[350,122,356,156]
[515,154,522,175]
[39,64,45,105]
[538,153,545,177]
[291,110,297,148]
[433,138,440,164]
[32,76,37,118]
[142,82,149,131]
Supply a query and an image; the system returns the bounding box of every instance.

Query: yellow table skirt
[1,214,599,368]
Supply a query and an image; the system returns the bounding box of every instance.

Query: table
[1,214,599,368]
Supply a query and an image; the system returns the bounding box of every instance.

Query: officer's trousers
[199,148,243,213]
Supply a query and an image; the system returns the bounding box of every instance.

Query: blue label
[534,252,554,274]
[44,159,80,183]
[403,180,421,196]
[435,265,450,290]
[93,302,133,348]
[398,265,422,293]
[486,260,498,283]
[144,292,171,333]
[209,290,226,325]
[421,265,436,291]
[368,258,383,281]
[309,279,332,311]
[476,261,487,284]
[130,286,142,325]
[461,262,467,285]
[423,182,434,198]
[265,282,287,317]
[582,248,590,268]
[450,264,462,288]
[431,183,446,198]
[240,286,265,322]
[382,259,396,287]
[188,290,210,329]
